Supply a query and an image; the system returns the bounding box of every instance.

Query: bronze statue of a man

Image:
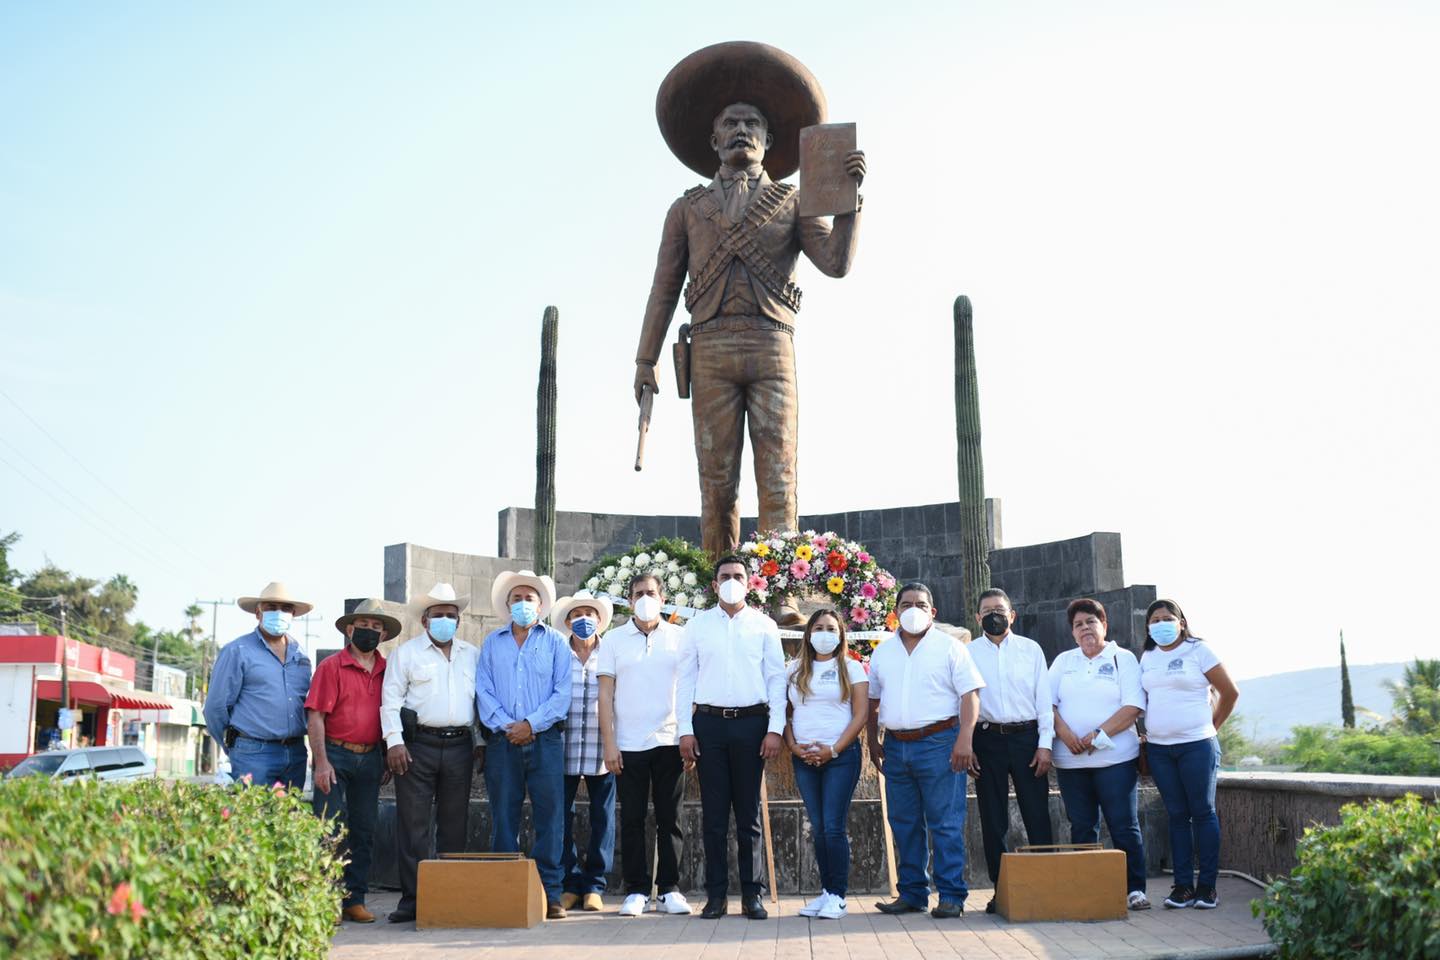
[634,42,866,559]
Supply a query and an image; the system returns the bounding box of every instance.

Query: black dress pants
[693,711,767,899]
[393,735,475,914]
[973,724,1054,883]
[616,745,686,895]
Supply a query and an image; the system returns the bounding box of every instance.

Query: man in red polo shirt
[307,598,398,923]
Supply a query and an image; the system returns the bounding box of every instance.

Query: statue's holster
[673,322,692,400]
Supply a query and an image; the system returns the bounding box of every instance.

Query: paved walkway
[331,877,1272,959]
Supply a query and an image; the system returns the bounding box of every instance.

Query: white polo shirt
[1047,642,1144,769]
[867,627,986,732]
[595,618,686,751]
[675,605,786,737]
[788,656,870,745]
[968,630,1055,742]
[1140,640,1222,746]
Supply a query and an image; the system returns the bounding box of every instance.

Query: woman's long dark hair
[1144,598,1199,650]
[791,607,852,704]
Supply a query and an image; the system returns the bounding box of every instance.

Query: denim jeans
[1146,737,1220,888]
[484,726,566,899]
[793,742,861,897]
[562,772,616,895]
[229,737,307,789]
[311,745,384,907]
[1055,760,1147,893]
[882,728,969,907]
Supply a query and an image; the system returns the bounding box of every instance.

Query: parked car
[5,746,156,783]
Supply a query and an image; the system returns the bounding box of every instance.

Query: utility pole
[193,598,231,700]
[297,611,324,662]
[59,596,70,747]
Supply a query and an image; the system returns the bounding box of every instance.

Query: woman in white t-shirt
[1049,597,1151,910]
[1140,598,1239,911]
[784,608,869,920]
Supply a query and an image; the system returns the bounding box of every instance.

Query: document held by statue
[799,122,858,218]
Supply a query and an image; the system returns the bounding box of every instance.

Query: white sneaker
[657,891,692,915]
[817,893,847,920]
[799,891,830,917]
[619,893,648,917]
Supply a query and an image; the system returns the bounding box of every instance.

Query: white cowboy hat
[550,590,614,638]
[412,582,469,619]
[237,582,314,616]
[490,569,557,620]
[335,598,403,641]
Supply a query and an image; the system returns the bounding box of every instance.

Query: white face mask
[899,607,932,634]
[809,630,841,656]
[632,594,662,622]
[717,578,747,605]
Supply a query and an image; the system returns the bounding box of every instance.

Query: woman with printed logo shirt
[1140,599,1239,911]
[1049,598,1151,910]
[785,608,869,920]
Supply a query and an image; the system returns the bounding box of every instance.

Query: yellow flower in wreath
[795,544,814,562]
[754,543,770,558]
[826,576,845,594]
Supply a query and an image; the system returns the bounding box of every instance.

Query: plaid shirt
[564,644,606,776]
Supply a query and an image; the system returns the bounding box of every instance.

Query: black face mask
[350,626,382,653]
[981,611,1010,637]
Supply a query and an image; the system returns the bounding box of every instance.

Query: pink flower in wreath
[857,551,872,564]
[877,573,895,589]
[860,582,878,599]
[850,606,871,624]
[748,574,766,592]
[812,535,830,550]
[789,559,811,579]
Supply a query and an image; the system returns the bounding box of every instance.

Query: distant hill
[1231,662,1405,742]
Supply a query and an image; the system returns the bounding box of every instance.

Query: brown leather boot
[341,904,376,923]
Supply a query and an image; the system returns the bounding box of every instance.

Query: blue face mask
[260,610,292,636]
[570,616,597,640]
[511,600,539,627]
[428,615,458,643]
[1148,621,1181,645]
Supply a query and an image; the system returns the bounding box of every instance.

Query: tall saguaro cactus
[535,306,559,578]
[954,295,991,632]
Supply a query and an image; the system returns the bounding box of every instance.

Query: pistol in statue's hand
[634,362,659,405]
[845,149,866,186]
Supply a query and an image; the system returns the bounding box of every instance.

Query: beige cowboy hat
[656,40,828,182]
[412,582,469,619]
[237,582,314,616]
[334,598,403,641]
[550,590,614,638]
[490,569,557,620]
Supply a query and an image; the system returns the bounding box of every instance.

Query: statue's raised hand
[634,362,659,405]
[845,149,867,186]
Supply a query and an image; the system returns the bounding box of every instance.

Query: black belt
[417,725,472,739]
[978,719,1039,735]
[239,733,304,746]
[695,703,769,719]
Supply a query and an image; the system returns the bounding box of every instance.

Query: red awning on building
[35,680,171,710]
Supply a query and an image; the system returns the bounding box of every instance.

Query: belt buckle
[722,707,740,720]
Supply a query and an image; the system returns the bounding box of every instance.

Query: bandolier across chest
[682,181,804,316]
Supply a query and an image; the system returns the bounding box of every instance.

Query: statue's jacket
[636,170,862,366]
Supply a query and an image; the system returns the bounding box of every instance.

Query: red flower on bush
[107,881,144,920]
[827,551,848,573]
[760,559,779,577]
[220,806,231,821]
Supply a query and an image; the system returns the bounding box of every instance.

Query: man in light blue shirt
[475,569,571,919]
[203,582,314,788]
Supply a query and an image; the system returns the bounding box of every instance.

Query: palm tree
[1386,659,1440,735]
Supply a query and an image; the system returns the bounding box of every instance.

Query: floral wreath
[740,529,898,651]
[582,537,712,615]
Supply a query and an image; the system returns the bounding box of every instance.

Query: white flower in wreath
[769,538,784,551]
[666,559,680,573]
[755,589,769,603]
[608,581,625,598]
[619,555,633,568]
[602,565,617,579]
[741,541,756,553]
[667,574,681,590]
[653,550,669,563]
[586,576,601,590]
[635,552,652,567]
[682,571,697,587]
[774,574,789,589]
[673,591,688,607]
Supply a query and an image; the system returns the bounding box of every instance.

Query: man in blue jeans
[865,583,985,918]
[204,582,314,788]
[475,569,572,920]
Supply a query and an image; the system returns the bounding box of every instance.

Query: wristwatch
[829,742,839,758]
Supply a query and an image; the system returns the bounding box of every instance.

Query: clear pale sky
[3,2,1436,681]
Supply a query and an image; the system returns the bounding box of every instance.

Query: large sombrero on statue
[656,40,827,182]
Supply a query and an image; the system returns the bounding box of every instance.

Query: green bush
[1286,724,1440,776]
[0,777,342,959]
[1254,794,1440,958]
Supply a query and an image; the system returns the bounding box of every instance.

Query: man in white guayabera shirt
[597,572,694,918]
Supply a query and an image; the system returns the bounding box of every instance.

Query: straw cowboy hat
[550,590,614,639]
[655,40,828,181]
[489,569,557,620]
[412,582,469,619]
[334,598,402,641]
[237,582,314,616]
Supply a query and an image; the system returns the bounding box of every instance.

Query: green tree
[1286,724,1440,776]
[0,530,21,618]
[1217,712,1253,760]
[17,564,139,645]
[1339,631,1355,729]
[1386,658,1440,736]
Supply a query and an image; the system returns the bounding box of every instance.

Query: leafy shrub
[1254,794,1440,958]
[0,777,342,959]
[1286,724,1440,776]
